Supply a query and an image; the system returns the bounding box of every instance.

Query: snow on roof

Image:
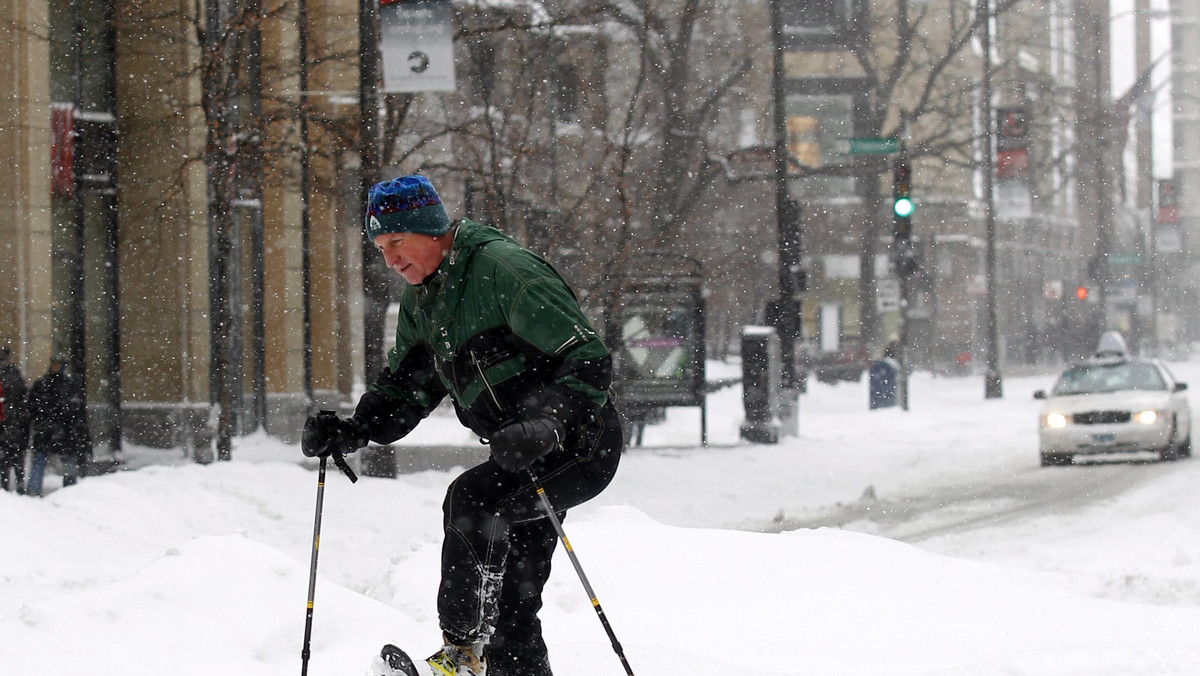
[457,0,551,24]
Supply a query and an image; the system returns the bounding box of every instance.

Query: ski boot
[426,638,486,676]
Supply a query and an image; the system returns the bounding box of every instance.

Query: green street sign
[1108,253,1141,266]
[846,137,899,154]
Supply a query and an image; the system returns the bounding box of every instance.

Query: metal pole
[1136,0,1154,355]
[770,0,799,388]
[981,0,1003,399]
[69,0,87,390]
[897,151,911,412]
[359,0,387,383]
[300,453,356,676]
[299,0,314,402]
[1094,13,1112,330]
[299,456,328,676]
[98,0,123,453]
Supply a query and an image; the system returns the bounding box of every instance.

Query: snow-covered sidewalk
[4,363,1200,675]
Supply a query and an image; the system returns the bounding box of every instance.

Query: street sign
[380,0,456,93]
[877,278,900,312]
[841,137,898,154]
[1108,253,1141,266]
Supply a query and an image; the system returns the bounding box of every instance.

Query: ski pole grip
[331,451,359,483]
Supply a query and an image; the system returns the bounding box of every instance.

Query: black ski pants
[0,435,26,494]
[438,404,622,676]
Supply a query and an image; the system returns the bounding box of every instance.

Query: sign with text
[612,255,707,409]
[617,292,704,406]
[380,0,456,93]
[996,179,1032,219]
[780,0,867,51]
[1156,178,1179,224]
[834,137,898,154]
[995,107,1030,178]
[1156,224,1183,253]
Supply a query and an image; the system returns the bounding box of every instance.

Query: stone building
[0,0,364,453]
[0,0,1161,459]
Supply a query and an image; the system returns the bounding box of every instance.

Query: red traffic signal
[1075,286,1088,301]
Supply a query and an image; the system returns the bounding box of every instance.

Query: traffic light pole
[770,0,803,426]
[892,151,914,411]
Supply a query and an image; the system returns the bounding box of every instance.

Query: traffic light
[1075,285,1088,301]
[892,156,916,277]
[892,157,914,240]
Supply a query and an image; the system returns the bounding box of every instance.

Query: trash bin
[740,326,781,443]
[868,359,898,409]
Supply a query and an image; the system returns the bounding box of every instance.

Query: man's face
[373,231,450,285]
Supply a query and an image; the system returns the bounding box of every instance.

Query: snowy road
[773,457,1179,542]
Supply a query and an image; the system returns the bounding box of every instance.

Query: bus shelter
[608,253,707,445]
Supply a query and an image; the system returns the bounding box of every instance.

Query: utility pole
[359,0,387,383]
[1134,0,1155,355]
[980,0,1003,399]
[299,0,313,402]
[1093,11,1113,330]
[770,0,803,430]
[892,143,915,411]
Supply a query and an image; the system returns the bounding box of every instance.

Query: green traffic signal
[893,196,914,218]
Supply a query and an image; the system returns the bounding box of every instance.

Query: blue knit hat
[365,175,452,239]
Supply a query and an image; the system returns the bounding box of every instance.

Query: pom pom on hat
[365,175,451,239]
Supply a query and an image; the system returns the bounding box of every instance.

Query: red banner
[996,147,1029,178]
[50,103,75,199]
[1156,179,1179,224]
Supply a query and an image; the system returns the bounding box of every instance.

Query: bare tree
[838,0,1028,347]
[382,1,761,333]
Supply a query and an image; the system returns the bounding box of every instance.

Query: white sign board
[876,278,900,312]
[996,179,1032,220]
[381,0,456,93]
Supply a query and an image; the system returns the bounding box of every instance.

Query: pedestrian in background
[26,355,92,497]
[0,346,29,494]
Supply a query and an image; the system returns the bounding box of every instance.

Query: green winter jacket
[355,219,614,445]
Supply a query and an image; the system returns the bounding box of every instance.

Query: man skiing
[301,175,623,676]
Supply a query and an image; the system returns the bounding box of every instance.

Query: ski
[377,643,420,676]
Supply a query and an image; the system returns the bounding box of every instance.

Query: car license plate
[1092,433,1116,444]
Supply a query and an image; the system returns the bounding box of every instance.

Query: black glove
[490,415,565,473]
[301,411,370,458]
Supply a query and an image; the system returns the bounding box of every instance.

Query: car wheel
[1179,430,1192,459]
[1160,418,1181,462]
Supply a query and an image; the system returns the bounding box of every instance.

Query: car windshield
[1051,362,1168,396]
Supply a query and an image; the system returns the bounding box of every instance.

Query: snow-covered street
[4,360,1200,675]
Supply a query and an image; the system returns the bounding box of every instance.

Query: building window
[554,65,579,124]
[469,38,495,106]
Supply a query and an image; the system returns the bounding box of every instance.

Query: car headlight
[1046,412,1069,428]
[1134,410,1159,425]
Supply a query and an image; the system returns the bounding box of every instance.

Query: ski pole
[528,470,636,676]
[301,453,357,676]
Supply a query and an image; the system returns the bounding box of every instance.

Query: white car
[1034,355,1192,466]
